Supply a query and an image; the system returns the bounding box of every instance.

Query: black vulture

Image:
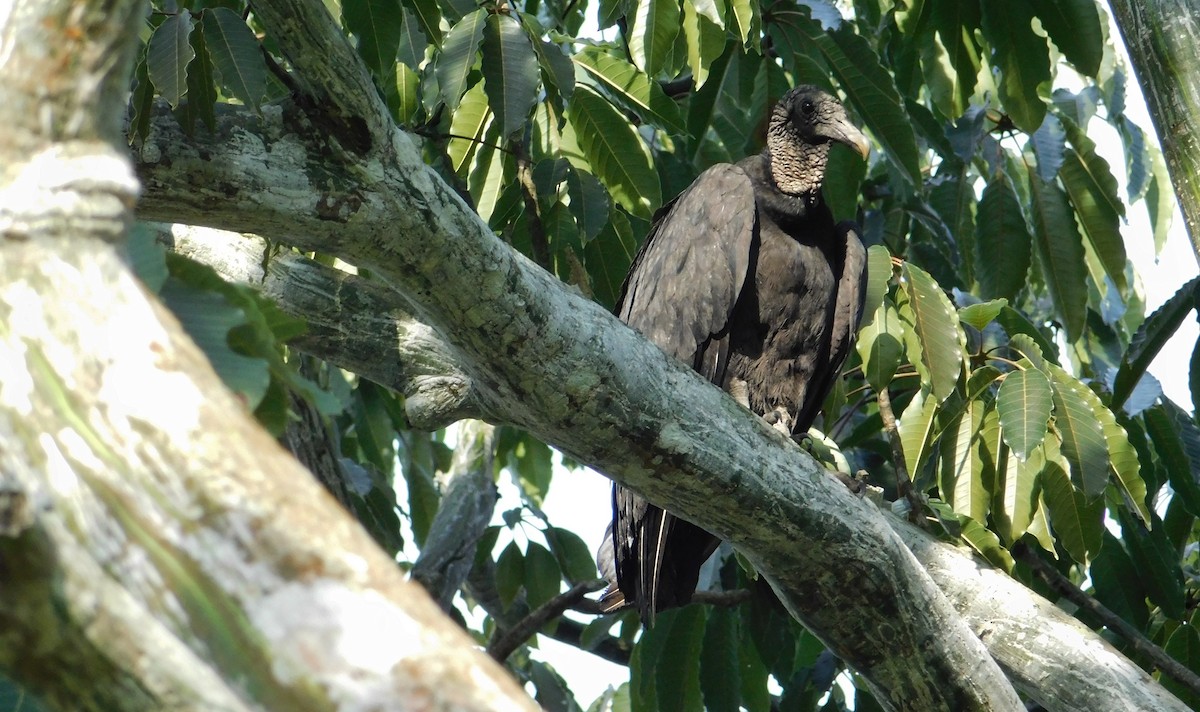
[597,86,870,624]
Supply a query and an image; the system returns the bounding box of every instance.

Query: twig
[487,579,605,662]
[877,386,925,527]
[1012,541,1200,700]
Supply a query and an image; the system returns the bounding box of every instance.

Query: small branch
[411,421,499,611]
[1012,541,1200,700]
[877,386,925,527]
[512,139,551,270]
[487,580,606,662]
[692,588,753,607]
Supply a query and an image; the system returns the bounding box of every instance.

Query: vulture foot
[764,407,794,436]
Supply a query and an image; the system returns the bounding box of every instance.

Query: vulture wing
[603,164,758,622]
[790,220,868,434]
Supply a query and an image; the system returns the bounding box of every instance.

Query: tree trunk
[1109,0,1200,265]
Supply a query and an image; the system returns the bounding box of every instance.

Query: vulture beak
[823,117,871,160]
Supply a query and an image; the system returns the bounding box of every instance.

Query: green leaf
[159,281,269,407]
[201,8,267,111]
[402,0,443,47]
[728,0,755,48]
[148,13,195,108]
[447,82,491,172]
[1031,114,1066,182]
[1059,149,1127,291]
[180,21,217,133]
[979,0,1049,132]
[1029,174,1088,344]
[573,48,686,133]
[700,607,740,712]
[928,0,981,118]
[856,300,904,393]
[997,306,1060,364]
[523,18,574,107]
[393,61,421,123]
[1113,276,1200,410]
[939,395,991,522]
[1146,404,1200,517]
[1146,144,1175,255]
[1040,442,1103,564]
[435,9,487,111]
[796,18,921,184]
[1118,509,1185,620]
[566,166,610,242]
[1091,532,1149,629]
[824,129,869,222]
[859,245,893,329]
[1163,624,1200,709]
[959,515,1014,572]
[563,85,661,219]
[682,0,726,88]
[1044,365,1109,499]
[975,176,1031,300]
[996,366,1052,460]
[343,0,404,80]
[958,299,1007,331]
[628,0,681,76]
[397,6,428,70]
[1096,401,1150,524]
[992,426,1039,543]
[1035,0,1103,77]
[528,661,578,711]
[1118,116,1150,202]
[584,207,639,309]
[524,542,563,609]
[480,14,540,137]
[467,120,507,221]
[929,176,977,282]
[898,262,965,402]
[496,541,525,608]
[655,607,706,712]
[898,387,939,478]
[545,526,598,584]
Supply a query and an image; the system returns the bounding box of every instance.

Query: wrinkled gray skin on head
[765,85,871,199]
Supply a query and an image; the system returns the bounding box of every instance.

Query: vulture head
[765,86,870,197]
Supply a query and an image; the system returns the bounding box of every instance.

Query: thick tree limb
[1109,0,1200,265]
[0,1,536,710]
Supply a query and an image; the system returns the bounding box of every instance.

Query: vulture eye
[801,99,816,115]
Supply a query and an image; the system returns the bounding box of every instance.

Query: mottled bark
[1109,0,1200,264]
[0,1,536,710]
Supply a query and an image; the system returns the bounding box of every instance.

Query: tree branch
[1012,541,1200,700]
[411,420,499,611]
[487,580,606,663]
[154,223,484,429]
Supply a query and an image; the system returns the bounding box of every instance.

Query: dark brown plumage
[597,86,870,624]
